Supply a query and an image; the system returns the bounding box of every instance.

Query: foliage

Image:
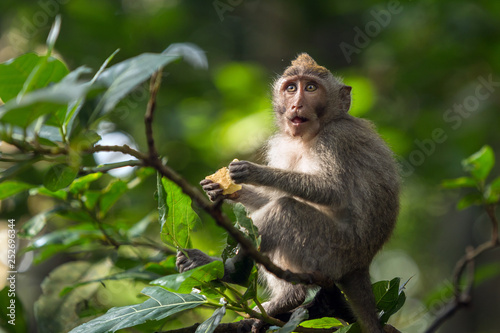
[1,1,499,332]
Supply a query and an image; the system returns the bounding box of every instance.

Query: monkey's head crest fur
[283,53,331,79]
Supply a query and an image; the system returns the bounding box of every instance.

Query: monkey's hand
[229,160,261,184]
[200,179,240,202]
[176,249,216,273]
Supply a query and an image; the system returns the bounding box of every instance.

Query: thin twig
[145,70,162,159]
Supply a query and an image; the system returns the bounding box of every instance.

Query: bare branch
[81,160,142,174]
[425,206,499,333]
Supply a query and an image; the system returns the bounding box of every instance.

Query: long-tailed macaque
[176,53,400,333]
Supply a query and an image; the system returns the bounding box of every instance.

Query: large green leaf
[0,53,68,103]
[0,181,35,200]
[95,43,206,114]
[150,261,223,293]
[462,145,495,181]
[195,306,226,333]
[43,164,79,191]
[68,287,207,333]
[158,175,200,248]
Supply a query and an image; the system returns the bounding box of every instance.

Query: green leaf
[276,308,308,333]
[441,177,477,189]
[0,53,68,103]
[461,145,495,181]
[0,181,34,200]
[45,66,93,128]
[144,256,178,276]
[158,175,200,248]
[18,208,62,239]
[195,306,226,333]
[300,317,343,329]
[34,260,113,333]
[43,164,78,191]
[485,176,500,204]
[240,268,258,302]
[29,187,68,200]
[69,172,103,194]
[150,261,224,293]
[99,179,128,215]
[336,323,361,333]
[0,67,95,128]
[474,262,500,287]
[0,286,28,333]
[68,287,207,333]
[46,15,61,53]
[24,228,103,252]
[456,192,483,210]
[95,43,207,115]
[372,278,406,325]
[82,190,101,210]
[0,157,41,182]
[233,203,260,248]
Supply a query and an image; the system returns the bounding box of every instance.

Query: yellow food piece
[205,159,242,195]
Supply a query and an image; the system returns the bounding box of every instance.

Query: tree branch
[425,205,499,333]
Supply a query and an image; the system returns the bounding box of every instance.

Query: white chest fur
[266,135,321,174]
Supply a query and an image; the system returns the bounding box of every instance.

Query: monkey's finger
[200,179,214,186]
[202,182,221,191]
[176,253,188,266]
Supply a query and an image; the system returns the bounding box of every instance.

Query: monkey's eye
[305,84,317,92]
[286,84,297,92]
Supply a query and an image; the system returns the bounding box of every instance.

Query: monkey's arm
[176,248,253,285]
[229,161,343,206]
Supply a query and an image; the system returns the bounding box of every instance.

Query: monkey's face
[277,75,328,141]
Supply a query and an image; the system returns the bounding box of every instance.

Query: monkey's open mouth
[290,116,308,124]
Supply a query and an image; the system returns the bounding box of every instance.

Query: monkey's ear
[339,85,352,113]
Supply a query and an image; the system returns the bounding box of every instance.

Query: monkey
[176,53,400,333]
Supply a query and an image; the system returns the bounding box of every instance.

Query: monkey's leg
[259,271,309,317]
[304,286,356,323]
[338,269,383,333]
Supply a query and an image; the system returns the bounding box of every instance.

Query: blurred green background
[0,0,499,332]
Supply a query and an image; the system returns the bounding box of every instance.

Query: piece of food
[205,159,242,195]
